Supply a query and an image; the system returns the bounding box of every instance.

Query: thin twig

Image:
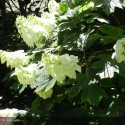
[83,51,89,78]
[6,1,15,15]
[10,0,20,11]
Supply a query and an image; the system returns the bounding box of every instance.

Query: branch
[10,0,20,11]
[6,1,15,15]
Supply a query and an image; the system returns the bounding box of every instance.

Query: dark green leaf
[68,73,89,99]
[100,25,123,36]
[99,24,123,44]
[19,85,27,94]
[60,30,93,51]
[45,79,56,92]
[107,99,125,116]
[58,21,77,31]
[72,0,85,6]
[81,84,107,106]
[84,34,101,50]
[91,54,111,70]
[68,84,81,99]
[11,82,22,91]
[119,77,125,88]
[31,68,56,93]
[60,106,84,117]
[28,97,42,115]
[99,78,115,88]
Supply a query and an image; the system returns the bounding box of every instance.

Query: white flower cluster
[0,50,29,68]
[16,12,56,47]
[42,53,81,84]
[13,64,39,85]
[0,0,79,100]
[0,108,27,117]
[0,108,27,125]
[48,0,60,15]
[112,38,125,63]
[36,89,53,99]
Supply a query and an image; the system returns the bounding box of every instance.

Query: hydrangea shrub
[1,0,125,118]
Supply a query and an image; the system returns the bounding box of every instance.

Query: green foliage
[93,0,123,13]
[81,84,107,106]
[99,24,124,44]
[59,3,68,14]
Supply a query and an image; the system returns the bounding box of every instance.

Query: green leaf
[59,106,84,117]
[58,6,80,22]
[2,72,12,83]
[100,25,123,36]
[31,68,56,93]
[86,16,109,24]
[107,99,125,116]
[99,24,123,44]
[104,0,123,13]
[59,3,68,14]
[81,84,107,106]
[91,54,111,70]
[97,62,119,79]
[99,78,115,88]
[78,2,94,13]
[91,54,119,79]
[84,34,101,50]
[68,73,88,99]
[19,85,27,94]
[119,77,125,88]
[11,82,22,91]
[58,21,77,31]
[31,76,50,89]
[72,0,84,6]
[44,79,56,92]
[61,0,73,8]
[60,30,93,51]
[68,84,81,99]
[28,97,42,115]
[93,0,123,13]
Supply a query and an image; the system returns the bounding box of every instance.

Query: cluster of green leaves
[60,0,125,117]
[60,0,125,118]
